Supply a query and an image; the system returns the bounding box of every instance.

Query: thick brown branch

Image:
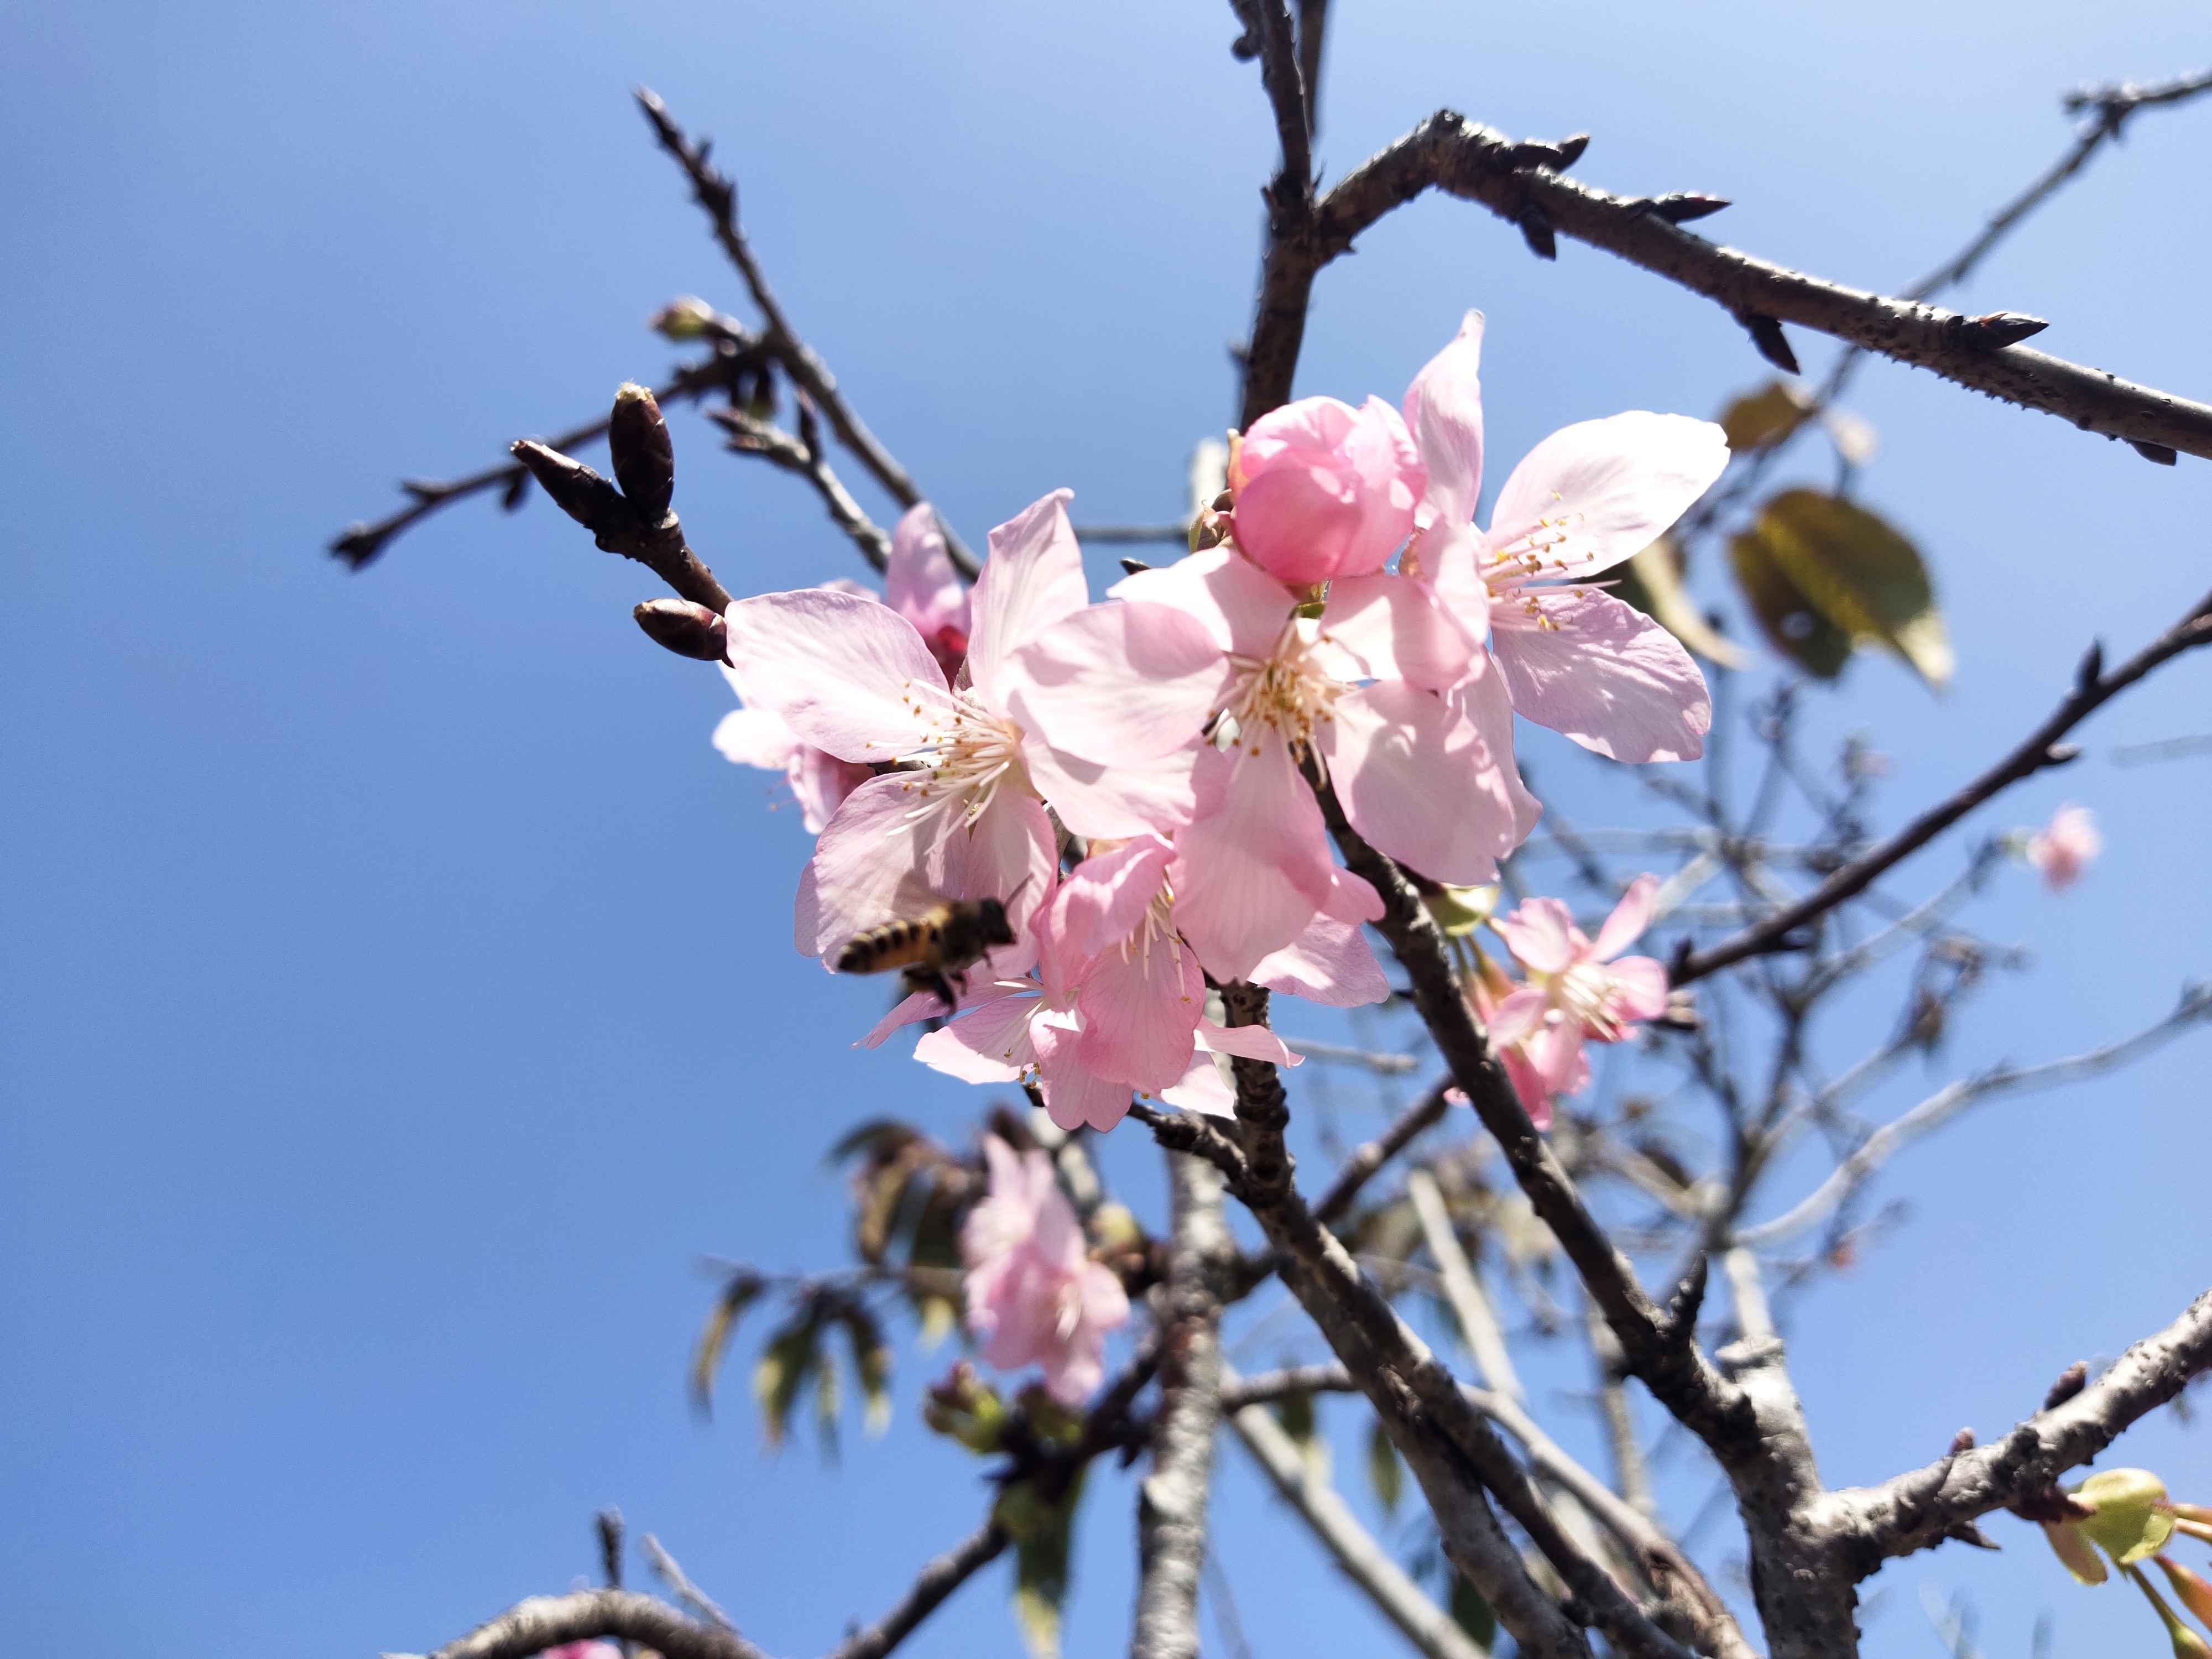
[1818,1287,2212,1569]
[1311,112,2212,461]
[634,88,978,576]
[1677,591,2212,984]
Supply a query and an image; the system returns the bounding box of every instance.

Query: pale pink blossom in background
[883,503,972,676]
[1404,312,1728,765]
[711,664,871,833]
[539,1643,620,1659]
[961,1136,1129,1404]
[724,491,1195,979]
[1229,394,1426,585]
[1010,544,1517,979]
[2026,803,2101,891]
[1489,874,1670,1126]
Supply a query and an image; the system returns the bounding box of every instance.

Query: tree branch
[707,397,894,572]
[1133,1150,1238,1659]
[1224,1366,1490,1659]
[1676,591,2212,983]
[822,1519,1010,1659]
[1737,983,2212,1248]
[1312,1078,1452,1224]
[633,89,978,576]
[1818,1287,2212,1569]
[1308,111,2212,461]
[419,1592,769,1659]
[1237,0,1320,427]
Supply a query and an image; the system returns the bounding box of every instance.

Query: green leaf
[1729,525,1852,679]
[690,1272,767,1417]
[1366,1419,1402,1518]
[1274,1390,1317,1445]
[1613,536,1752,669]
[752,1319,821,1451]
[1449,1571,1497,1646]
[834,1303,895,1436]
[1719,379,1816,452]
[1753,489,1952,687]
[998,1469,1086,1659]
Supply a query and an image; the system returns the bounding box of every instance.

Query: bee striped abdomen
[836,913,949,975]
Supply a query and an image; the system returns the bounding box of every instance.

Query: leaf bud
[634,597,728,662]
[650,296,717,340]
[922,1361,1005,1454]
[510,440,630,534]
[2159,1556,2212,1630]
[608,382,676,523]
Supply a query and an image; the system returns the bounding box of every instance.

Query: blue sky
[3,4,2209,1657]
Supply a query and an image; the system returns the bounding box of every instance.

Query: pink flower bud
[1230,395,1425,584]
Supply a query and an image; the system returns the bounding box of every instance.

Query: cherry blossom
[2026,802,2101,892]
[539,1644,620,1659]
[891,864,1303,1132]
[1488,874,1669,1125]
[1404,312,1729,764]
[710,508,966,832]
[961,1135,1129,1404]
[724,491,1196,981]
[1010,544,1517,979]
[1229,395,1426,585]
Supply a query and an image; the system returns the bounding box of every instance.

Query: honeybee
[834,891,1018,1011]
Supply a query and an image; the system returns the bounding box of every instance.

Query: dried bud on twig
[1951,310,2049,350]
[2044,1359,2090,1410]
[1647,192,1731,224]
[1517,202,1557,261]
[609,382,676,523]
[510,439,632,535]
[634,597,728,662]
[1739,312,1802,374]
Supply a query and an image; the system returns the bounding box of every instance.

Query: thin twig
[641,1535,739,1635]
[822,1519,1010,1659]
[1312,1079,1452,1224]
[1676,592,2212,983]
[633,89,978,577]
[1737,983,2212,1248]
[1281,1036,1423,1075]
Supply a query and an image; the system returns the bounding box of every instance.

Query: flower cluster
[717,313,1724,1135]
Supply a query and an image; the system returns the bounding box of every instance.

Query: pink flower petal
[711,702,802,770]
[1058,836,1175,959]
[1523,1017,1590,1097]
[1169,734,1337,982]
[1491,588,1710,762]
[1488,986,1549,1048]
[1591,873,1660,962]
[1321,865,1385,925]
[1032,1020,1137,1133]
[1159,1051,1237,1117]
[967,489,1091,711]
[1110,546,1297,658]
[1495,896,1578,977]
[885,502,970,641]
[724,589,949,762]
[1251,912,1389,1007]
[1403,310,1486,533]
[1447,654,1543,845]
[1319,680,1515,885]
[859,978,1030,1050]
[1486,412,1728,581]
[1020,739,1199,840]
[788,745,874,836]
[1007,599,1230,763]
[1605,956,1671,1025]
[1322,574,1475,690]
[802,774,940,959]
[915,994,1039,1084]
[1072,935,1203,1093]
[1194,1016,1302,1068]
[1499,1045,1554,1130]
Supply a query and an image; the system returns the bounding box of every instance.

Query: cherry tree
[337,13,2212,1659]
